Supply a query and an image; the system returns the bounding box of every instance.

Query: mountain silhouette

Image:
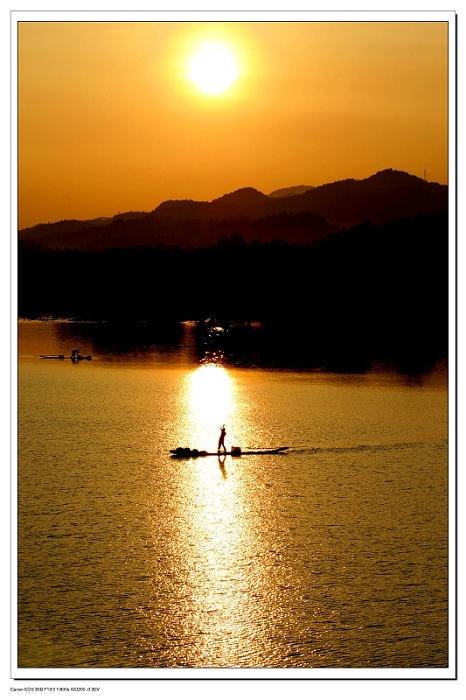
[268,185,314,197]
[151,187,274,220]
[280,169,447,228]
[19,169,447,250]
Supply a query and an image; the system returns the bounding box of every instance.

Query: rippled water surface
[17,322,448,669]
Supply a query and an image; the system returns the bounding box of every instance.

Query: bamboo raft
[170,446,289,458]
[40,355,92,360]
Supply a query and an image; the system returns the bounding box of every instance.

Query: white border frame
[10,8,458,686]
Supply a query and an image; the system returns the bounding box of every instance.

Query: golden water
[17,322,448,668]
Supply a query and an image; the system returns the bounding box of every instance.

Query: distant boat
[40,354,92,360]
[170,446,289,458]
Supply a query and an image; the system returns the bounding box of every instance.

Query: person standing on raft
[218,425,227,454]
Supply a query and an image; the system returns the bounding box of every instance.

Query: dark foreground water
[17,322,448,669]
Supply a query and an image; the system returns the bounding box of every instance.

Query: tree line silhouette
[18,212,448,370]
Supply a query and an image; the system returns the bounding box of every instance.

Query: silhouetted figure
[71,348,79,361]
[218,425,227,454]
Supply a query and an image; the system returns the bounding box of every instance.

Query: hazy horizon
[18,166,446,231]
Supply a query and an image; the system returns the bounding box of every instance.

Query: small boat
[170,446,289,458]
[40,354,92,360]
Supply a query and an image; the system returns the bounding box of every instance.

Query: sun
[187,41,240,96]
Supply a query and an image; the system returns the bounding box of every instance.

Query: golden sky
[18,21,448,229]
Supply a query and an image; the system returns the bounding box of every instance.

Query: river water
[17,321,449,671]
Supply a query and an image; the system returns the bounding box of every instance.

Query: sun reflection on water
[184,364,236,451]
[161,364,285,666]
[180,461,253,665]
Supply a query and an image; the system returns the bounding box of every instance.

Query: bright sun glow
[186,365,235,447]
[187,41,240,95]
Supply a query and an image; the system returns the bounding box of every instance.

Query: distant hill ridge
[268,185,314,197]
[19,169,447,250]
